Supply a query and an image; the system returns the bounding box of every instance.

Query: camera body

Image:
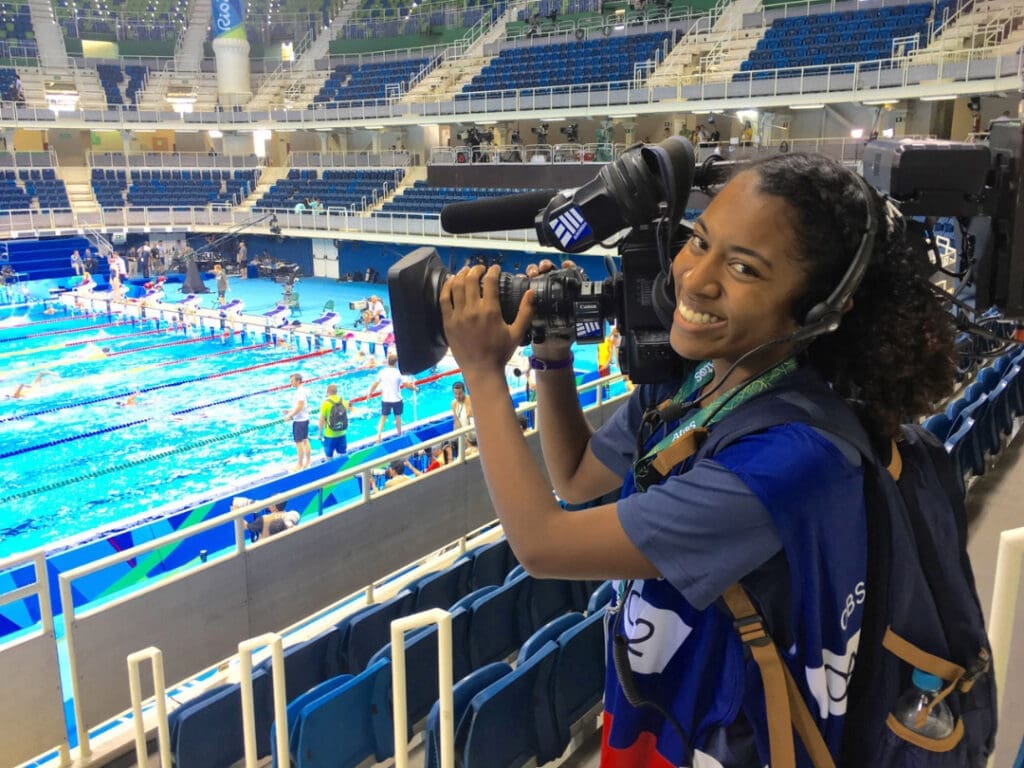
[559,123,580,143]
[531,123,550,140]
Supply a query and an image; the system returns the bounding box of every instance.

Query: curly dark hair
[748,153,957,442]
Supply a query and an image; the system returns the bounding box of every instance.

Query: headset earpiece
[798,173,878,335]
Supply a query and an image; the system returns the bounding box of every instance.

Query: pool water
[0,306,469,558]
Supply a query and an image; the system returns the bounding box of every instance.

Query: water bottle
[893,669,955,738]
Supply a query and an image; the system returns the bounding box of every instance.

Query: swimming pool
[0,304,468,558]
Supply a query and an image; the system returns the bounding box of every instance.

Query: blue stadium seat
[169,670,273,767]
[551,609,607,756]
[587,581,615,614]
[271,673,354,767]
[467,571,528,668]
[517,612,583,663]
[945,418,983,485]
[461,640,561,767]
[461,538,516,589]
[923,413,952,441]
[292,657,394,768]
[340,589,416,672]
[369,607,472,726]
[410,558,473,612]
[259,627,342,702]
[424,663,512,768]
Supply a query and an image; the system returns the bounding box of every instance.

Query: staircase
[72,66,109,110]
[175,0,212,72]
[235,166,289,213]
[135,70,220,112]
[918,0,1024,60]
[25,0,69,69]
[298,0,362,71]
[403,3,521,103]
[60,167,101,216]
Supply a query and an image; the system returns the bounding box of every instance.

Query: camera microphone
[440,189,558,234]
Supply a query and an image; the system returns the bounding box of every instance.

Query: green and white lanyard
[632,357,798,492]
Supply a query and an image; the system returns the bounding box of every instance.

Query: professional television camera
[389,136,711,382]
[862,121,1024,320]
[560,123,580,143]
[531,123,550,142]
[388,127,1024,382]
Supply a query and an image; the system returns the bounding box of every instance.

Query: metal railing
[0,42,1018,130]
[33,373,623,762]
[88,151,266,170]
[288,150,413,168]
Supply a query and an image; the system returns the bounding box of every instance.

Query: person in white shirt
[369,295,386,324]
[282,372,311,470]
[368,352,418,443]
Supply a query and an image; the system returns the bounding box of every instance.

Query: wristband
[529,353,574,372]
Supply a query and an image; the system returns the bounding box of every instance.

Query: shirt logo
[551,206,591,248]
[621,587,692,675]
[805,629,860,717]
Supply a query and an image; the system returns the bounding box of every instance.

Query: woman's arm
[440,265,658,580]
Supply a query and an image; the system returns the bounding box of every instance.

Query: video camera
[388,126,1024,383]
[531,123,550,141]
[389,136,708,382]
[559,123,580,143]
[457,126,494,145]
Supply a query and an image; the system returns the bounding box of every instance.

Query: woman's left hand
[440,264,534,376]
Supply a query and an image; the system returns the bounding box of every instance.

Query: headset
[611,165,881,754]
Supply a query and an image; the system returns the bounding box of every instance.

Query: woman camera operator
[439,152,956,767]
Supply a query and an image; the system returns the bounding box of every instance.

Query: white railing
[39,375,622,763]
[88,151,266,170]
[288,150,412,167]
[0,43,1018,130]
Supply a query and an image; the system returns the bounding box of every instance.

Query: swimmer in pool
[118,392,139,407]
[9,371,55,399]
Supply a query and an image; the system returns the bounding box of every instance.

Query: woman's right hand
[524,259,577,360]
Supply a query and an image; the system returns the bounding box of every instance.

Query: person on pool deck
[214,263,229,304]
[436,152,957,768]
[318,383,349,459]
[368,352,418,443]
[282,372,311,470]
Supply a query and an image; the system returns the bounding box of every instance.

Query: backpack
[666,377,997,767]
[327,397,348,432]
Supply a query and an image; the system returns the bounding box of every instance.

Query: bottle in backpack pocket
[893,669,955,739]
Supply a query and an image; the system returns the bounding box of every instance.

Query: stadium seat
[271,673,354,767]
[170,670,273,767]
[291,657,395,767]
[424,662,512,768]
[517,612,583,663]
[409,558,473,612]
[461,640,561,767]
[460,538,516,589]
[369,607,472,727]
[923,413,952,441]
[945,417,984,486]
[340,589,416,672]
[258,627,342,702]
[467,571,528,668]
[587,581,615,614]
[550,608,607,756]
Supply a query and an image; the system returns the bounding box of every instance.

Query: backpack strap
[722,584,837,768]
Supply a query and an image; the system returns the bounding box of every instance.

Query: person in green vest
[318,383,349,458]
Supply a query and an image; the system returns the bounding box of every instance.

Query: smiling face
[670,171,808,387]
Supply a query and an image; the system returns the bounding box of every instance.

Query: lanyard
[633,358,798,492]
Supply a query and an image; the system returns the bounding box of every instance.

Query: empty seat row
[923,346,1024,487]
